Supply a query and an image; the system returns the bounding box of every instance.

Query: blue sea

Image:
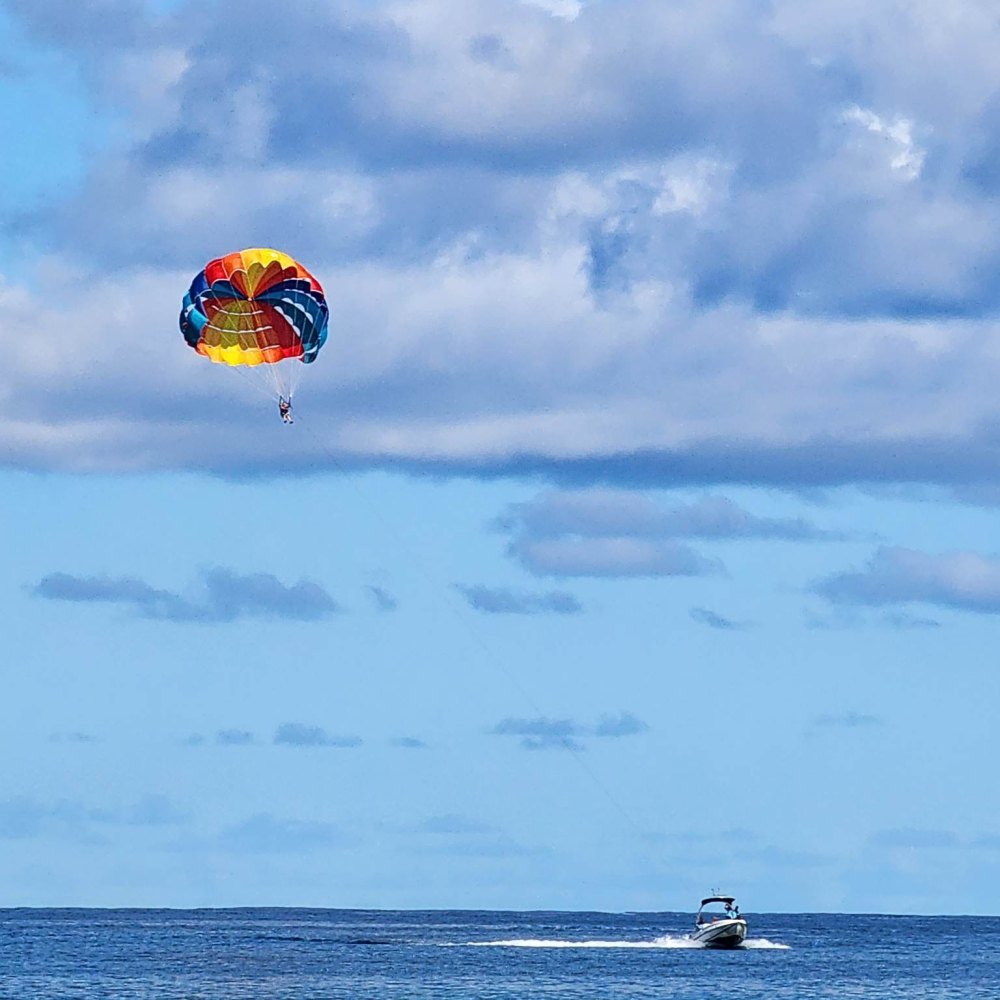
[1,908,997,998]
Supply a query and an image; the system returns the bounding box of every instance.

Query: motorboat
[691,894,747,949]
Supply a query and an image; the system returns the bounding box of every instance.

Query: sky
[2,0,1000,915]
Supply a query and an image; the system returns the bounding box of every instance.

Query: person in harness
[278,396,293,424]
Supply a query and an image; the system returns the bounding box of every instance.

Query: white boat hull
[691,917,747,949]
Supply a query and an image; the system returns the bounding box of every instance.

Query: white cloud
[3,238,1000,480]
[842,105,926,180]
[650,158,732,216]
[5,0,1000,488]
[816,546,1000,614]
[520,0,583,20]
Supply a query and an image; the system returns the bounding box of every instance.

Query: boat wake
[468,935,698,949]
[465,935,789,950]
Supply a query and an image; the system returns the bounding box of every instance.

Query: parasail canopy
[180,248,328,399]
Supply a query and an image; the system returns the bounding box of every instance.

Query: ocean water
[1,908,997,998]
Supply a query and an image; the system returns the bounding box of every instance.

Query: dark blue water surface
[1,908,996,998]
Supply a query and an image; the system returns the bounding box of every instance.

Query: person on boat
[278,396,293,424]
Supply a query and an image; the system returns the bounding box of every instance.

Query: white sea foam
[743,938,791,950]
[470,935,699,949]
[466,935,789,950]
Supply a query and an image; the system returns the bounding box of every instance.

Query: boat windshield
[697,901,738,923]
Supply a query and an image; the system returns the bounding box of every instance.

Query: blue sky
[3,0,1000,915]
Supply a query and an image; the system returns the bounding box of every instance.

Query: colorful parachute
[180,248,328,400]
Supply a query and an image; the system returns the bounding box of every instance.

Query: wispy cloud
[870,828,960,850]
[418,814,493,835]
[491,711,649,750]
[390,736,428,749]
[498,490,838,579]
[592,712,649,738]
[32,568,340,623]
[0,794,188,840]
[122,794,190,827]
[49,731,100,744]
[805,607,941,631]
[410,813,544,858]
[509,536,722,578]
[491,716,583,751]
[455,584,582,614]
[881,611,942,630]
[217,813,349,854]
[367,585,399,612]
[690,607,751,631]
[0,799,108,840]
[815,546,1000,615]
[273,723,362,748]
[499,491,842,542]
[215,729,256,746]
